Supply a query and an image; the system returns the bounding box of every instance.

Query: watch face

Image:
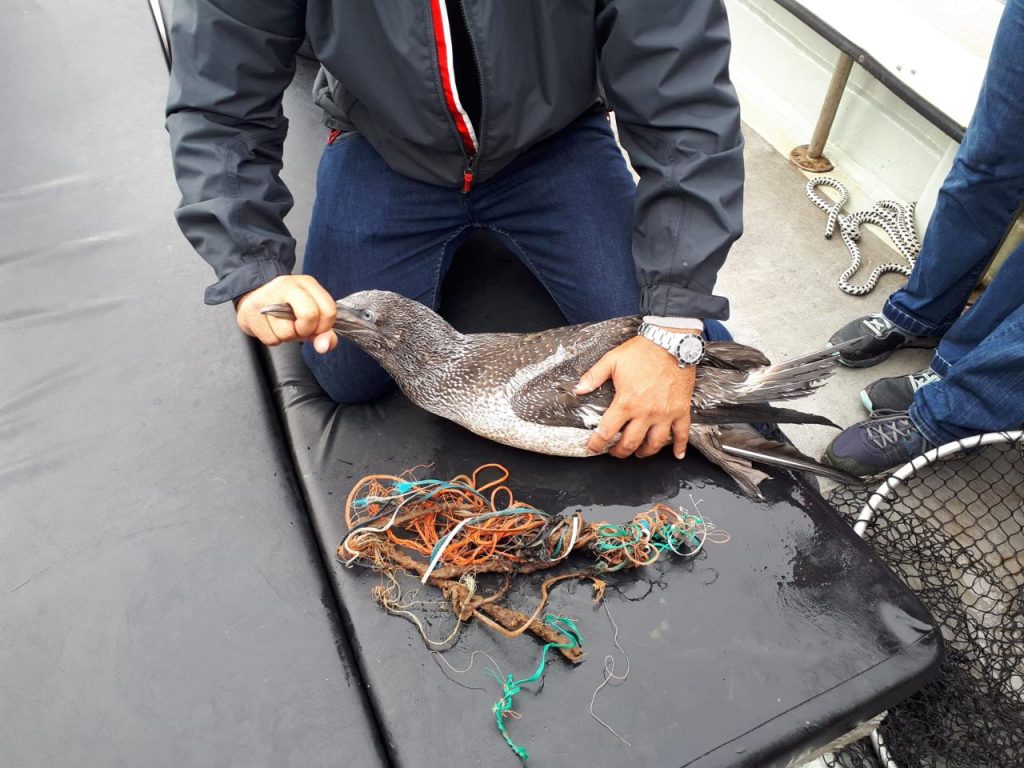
[677,335,704,364]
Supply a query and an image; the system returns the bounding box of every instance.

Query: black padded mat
[0,4,383,766]
[265,59,942,767]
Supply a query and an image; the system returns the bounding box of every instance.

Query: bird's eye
[361,309,376,322]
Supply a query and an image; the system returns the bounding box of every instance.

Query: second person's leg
[912,242,1024,444]
[911,303,1024,446]
[930,238,1024,376]
[883,0,1024,338]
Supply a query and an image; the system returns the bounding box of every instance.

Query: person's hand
[575,334,698,460]
[235,275,339,354]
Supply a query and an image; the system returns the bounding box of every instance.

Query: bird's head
[330,290,460,381]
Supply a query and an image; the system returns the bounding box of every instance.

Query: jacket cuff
[203,258,292,306]
[640,285,730,321]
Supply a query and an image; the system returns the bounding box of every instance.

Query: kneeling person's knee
[301,341,397,405]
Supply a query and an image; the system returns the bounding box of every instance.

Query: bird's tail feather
[731,344,846,404]
[758,338,858,371]
[691,404,840,429]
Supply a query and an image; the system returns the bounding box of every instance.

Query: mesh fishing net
[823,432,1024,768]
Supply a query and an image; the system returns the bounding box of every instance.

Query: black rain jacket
[166,0,744,319]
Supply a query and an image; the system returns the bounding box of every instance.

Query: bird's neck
[376,324,465,393]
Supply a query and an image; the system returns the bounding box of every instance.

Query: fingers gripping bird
[264,291,858,497]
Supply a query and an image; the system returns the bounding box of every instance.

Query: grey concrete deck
[719,126,934,465]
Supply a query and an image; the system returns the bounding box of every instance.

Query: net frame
[852,431,1024,538]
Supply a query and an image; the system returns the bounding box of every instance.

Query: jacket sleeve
[166,0,307,305]
[595,0,744,321]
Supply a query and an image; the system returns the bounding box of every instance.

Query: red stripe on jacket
[428,0,478,157]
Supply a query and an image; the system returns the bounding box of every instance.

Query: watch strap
[642,315,704,331]
[637,322,705,366]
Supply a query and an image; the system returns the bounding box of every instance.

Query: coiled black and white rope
[806,177,921,296]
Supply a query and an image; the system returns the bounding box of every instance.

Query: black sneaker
[860,368,942,413]
[828,313,940,368]
[822,411,933,477]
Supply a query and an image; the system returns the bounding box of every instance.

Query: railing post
[790,52,855,173]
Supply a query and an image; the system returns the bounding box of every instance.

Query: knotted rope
[805,176,921,296]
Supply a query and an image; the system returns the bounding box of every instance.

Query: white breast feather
[419,342,598,457]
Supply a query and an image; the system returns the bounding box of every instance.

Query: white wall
[723,0,1000,223]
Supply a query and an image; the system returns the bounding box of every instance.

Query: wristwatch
[637,321,705,367]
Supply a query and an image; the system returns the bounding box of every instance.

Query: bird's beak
[260,300,379,338]
[332,301,379,335]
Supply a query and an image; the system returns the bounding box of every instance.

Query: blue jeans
[881,0,1024,445]
[302,112,728,403]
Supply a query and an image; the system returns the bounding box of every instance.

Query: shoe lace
[909,369,941,392]
[865,415,917,448]
[863,314,895,338]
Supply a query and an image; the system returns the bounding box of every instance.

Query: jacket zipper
[462,155,478,193]
[458,0,485,194]
[428,0,484,194]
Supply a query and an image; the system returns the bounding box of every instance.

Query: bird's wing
[694,344,841,409]
[702,341,771,370]
[688,425,773,498]
[716,426,864,486]
[507,317,639,428]
[690,423,863,497]
[508,332,833,429]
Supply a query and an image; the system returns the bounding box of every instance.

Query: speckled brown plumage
[267,290,851,496]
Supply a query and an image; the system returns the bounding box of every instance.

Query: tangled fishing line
[338,463,728,759]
